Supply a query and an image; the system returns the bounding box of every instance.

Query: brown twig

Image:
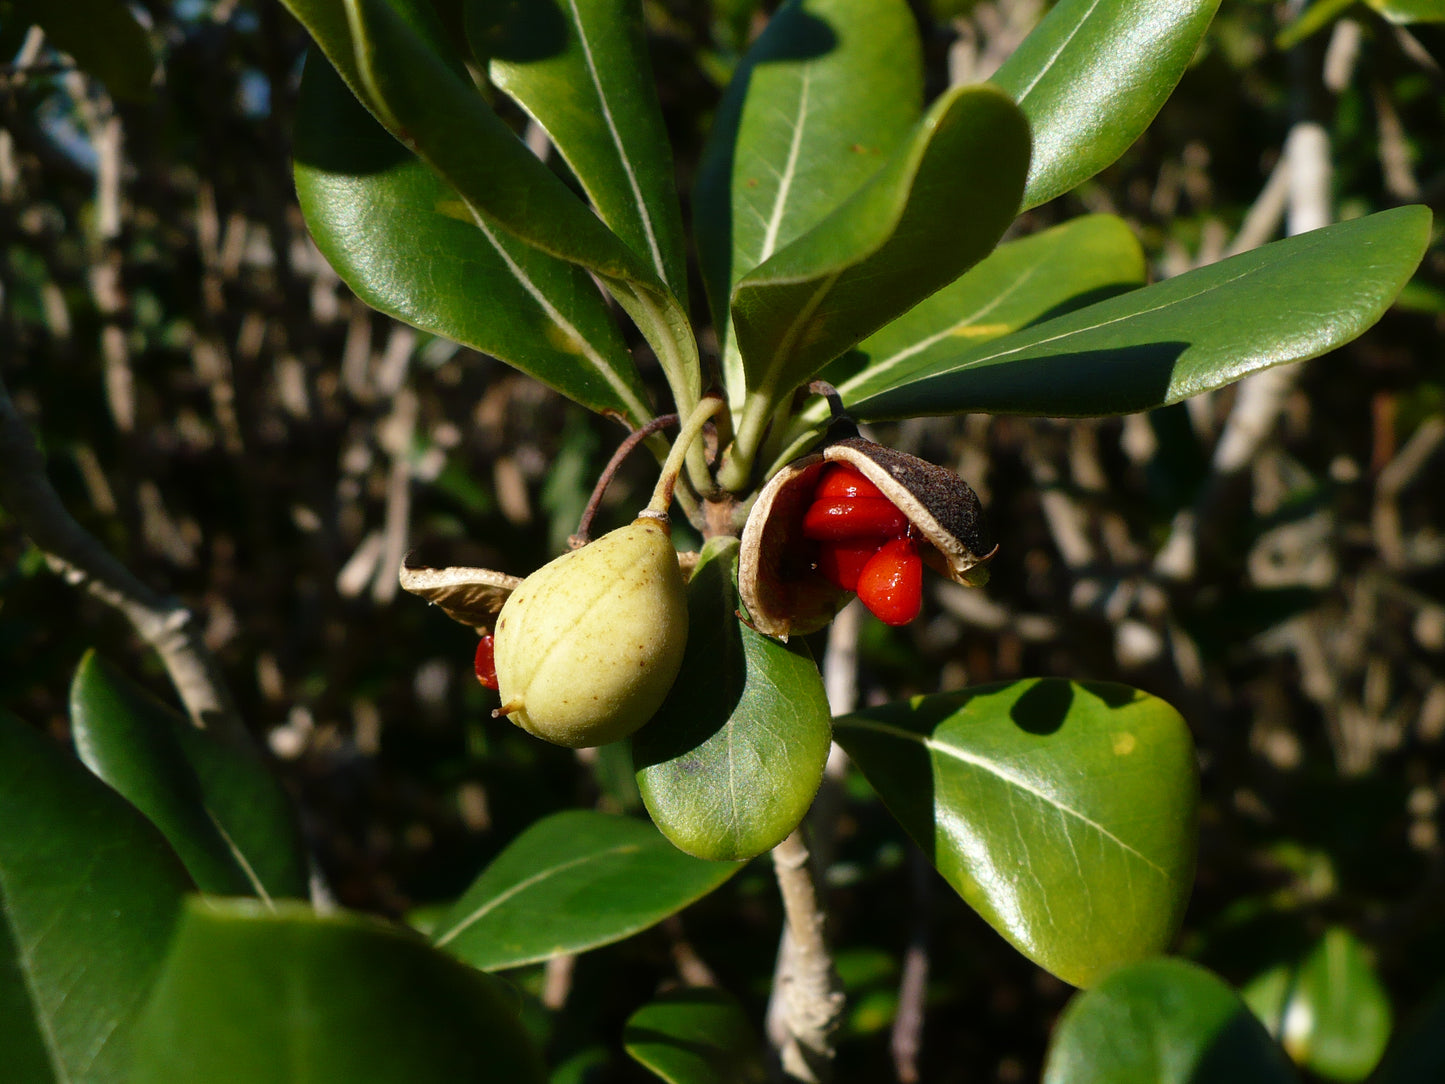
[768,829,845,1082]
[0,371,250,748]
[570,413,678,547]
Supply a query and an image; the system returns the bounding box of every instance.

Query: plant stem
[768,829,845,1082]
[0,371,250,749]
[647,396,725,517]
[717,386,776,492]
[572,413,678,546]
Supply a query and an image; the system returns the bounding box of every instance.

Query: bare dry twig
[0,371,250,747]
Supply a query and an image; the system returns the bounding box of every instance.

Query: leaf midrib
[566,0,668,283]
[433,841,644,947]
[877,225,1366,394]
[835,716,1168,877]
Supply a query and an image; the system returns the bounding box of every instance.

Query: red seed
[856,539,923,626]
[474,635,499,690]
[814,463,885,501]
[817,540,879,592]
[802,497,909,540]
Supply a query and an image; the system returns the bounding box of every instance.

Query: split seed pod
[739,436,996,640]
[492,516,689,748]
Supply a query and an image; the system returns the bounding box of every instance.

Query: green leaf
[991,0,1222,211]
[633,538,832,862]
[692,0,924,389]
[11,0,155,101]
[294,55,655,427]
[1042,958,1297,1083]
[70,652,251,896]
[623,987,768,1084]
[470,0,691,304]
[129,899,546,1084]
[730,84,1029,415]
[1245,928,1391,1082]
[69,651,309,902]
[834,679,1198,988]
[430,811,739,971]
[1364,0,1445,24]
[0,710,191,1083]
[852,206,1433,421]
[790,214,1146,447]
[340,0,701,413]
[1276,0,1355,48]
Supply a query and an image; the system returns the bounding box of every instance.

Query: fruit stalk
[646,395,726,518]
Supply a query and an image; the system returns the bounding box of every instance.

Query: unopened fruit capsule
[492,516,688,749]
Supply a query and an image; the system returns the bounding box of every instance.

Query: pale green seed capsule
[492,516,687,749]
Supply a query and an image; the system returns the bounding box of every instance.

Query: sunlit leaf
[852,207,1432,421]
[634,538,831,861]
[471,0,691,302]
[294,52,656,427]
[789,214,1146,448]
[835,679,1198,987]
[730,84,1028,417]
[992,0,1222,210]
[693,0,923,394]
[430,811,738,971]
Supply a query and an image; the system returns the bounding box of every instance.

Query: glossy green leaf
[340,0,700,412]
[834,679,1198,988]
[430,810,738,971]
[70,652,250,896]
[992,0,1222,211]
[294,55,654,427]
[1245,928,1391,1082]
[0,710,191,1083]
[129,899,546,1084]
[693,0,923,390]
[1043,958,1297,1084]
[730,83,1029,414]
[278,0,459,116]
[788,214,1146,449]
[633,538,832,861]
[853,206,1433,421]
[11,0,155,101]
[624,987,768,1084]
[470,0,690,303]
[69,651,309,901]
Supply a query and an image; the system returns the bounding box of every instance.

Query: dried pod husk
[398,555,522,632]
[399,549,700,634]
[492,517,689,749]
[738,436,996,640]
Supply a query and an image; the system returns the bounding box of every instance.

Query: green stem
[716,387,776,493]
[647,397,726,516]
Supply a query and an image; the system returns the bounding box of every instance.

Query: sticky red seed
[474,635,499,690]
[817,540,878,592]
[856,539,923,626]
[802,497,910,540]
[814,463,885,501]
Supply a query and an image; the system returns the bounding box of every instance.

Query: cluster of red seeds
[803,463,923,626]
